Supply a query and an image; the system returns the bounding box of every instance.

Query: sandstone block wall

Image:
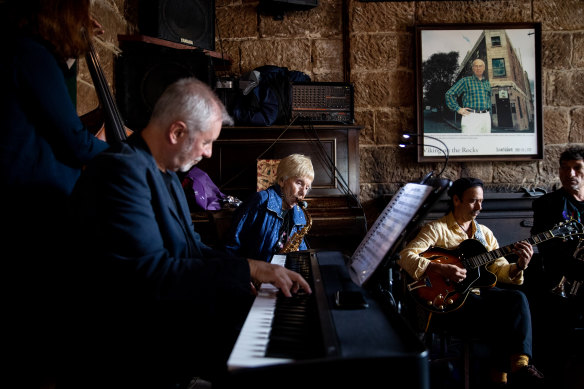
[80,0,584,220]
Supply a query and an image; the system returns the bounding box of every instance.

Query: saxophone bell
[551,239,584,298]
[551,276,568,298]
[279,200,312,254]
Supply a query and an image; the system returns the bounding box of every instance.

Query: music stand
[347,177,452,304]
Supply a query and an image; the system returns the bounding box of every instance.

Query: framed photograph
[414,23,542,162]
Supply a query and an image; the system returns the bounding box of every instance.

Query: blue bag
[232,65,310,126]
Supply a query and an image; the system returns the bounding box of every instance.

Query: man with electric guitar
[531,146,584,388]
[399,177,545,388]
[532,146,584,297]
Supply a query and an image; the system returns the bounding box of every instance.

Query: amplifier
[291,82,354,124]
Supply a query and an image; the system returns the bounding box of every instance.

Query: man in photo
[445,58,492,134]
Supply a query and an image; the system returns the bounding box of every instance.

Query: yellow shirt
[398,212,524,285]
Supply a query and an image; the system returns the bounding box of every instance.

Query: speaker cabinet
[115,41,214,131]
[138,0,215,51]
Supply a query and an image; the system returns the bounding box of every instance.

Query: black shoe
[508,365,544,388]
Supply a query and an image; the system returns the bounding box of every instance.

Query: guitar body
[405,219,584,313]
[407,239,497,313]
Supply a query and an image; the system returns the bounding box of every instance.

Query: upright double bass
[83,31,131,144]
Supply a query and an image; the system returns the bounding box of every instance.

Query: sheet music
[349,183,435,286]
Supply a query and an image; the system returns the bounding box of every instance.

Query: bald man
[445,58,492,134]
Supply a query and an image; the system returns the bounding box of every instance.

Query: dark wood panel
[196,125,362,202]
[191,124,365,254]
[192,195,367,255]
[402,191,543,246]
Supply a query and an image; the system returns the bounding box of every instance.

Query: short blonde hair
[276,154,314,185]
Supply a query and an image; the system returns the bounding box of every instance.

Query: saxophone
[280,201,312,253]
[551,239,584,298]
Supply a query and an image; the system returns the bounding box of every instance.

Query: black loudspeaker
[138,0,215,51]
[115,41,215,131]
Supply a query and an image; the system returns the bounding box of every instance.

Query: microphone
[399,132,449,179]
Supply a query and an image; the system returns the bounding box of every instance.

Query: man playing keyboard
[66,78,310,389]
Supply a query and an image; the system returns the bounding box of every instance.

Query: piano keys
[222,250,430,389]
[227,253,336,369]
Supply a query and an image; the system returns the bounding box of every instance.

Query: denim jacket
[224,185,308,262]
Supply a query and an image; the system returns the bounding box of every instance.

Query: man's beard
[565,178,582,192]
[179,156,202,173]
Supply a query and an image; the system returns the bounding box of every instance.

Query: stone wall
[81,0,584,219]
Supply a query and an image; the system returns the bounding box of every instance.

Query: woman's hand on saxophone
[247,259,312,297]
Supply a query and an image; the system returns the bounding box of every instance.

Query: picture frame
[414,23,542,162]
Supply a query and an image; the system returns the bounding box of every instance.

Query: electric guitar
[406,219,584,313]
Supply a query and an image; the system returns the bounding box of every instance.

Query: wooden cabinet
[196,124,362,202]
[192,124,366,254]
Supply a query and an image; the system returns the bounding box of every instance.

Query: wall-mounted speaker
[138,0,215,51]
[115,41,214,131]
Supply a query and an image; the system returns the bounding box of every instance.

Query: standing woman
[0,0,109,384]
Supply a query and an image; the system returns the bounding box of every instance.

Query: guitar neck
[465,229,557,269]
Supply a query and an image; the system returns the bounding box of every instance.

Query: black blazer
[532,189,584,284]
[69,133,251,302]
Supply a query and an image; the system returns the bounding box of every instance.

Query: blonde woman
[225,154,315,261]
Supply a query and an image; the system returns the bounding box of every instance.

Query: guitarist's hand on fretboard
[510,240,533,277]
[428,261,467,283]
